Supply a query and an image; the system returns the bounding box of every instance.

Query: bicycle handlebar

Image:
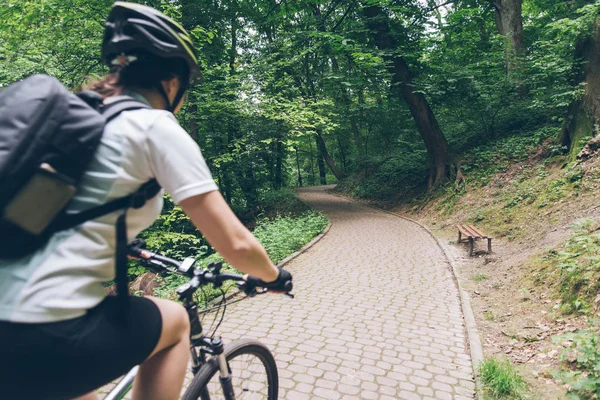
[127,239,294,298]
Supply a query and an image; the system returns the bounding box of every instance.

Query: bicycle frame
[103,276,236,399]
[103,305,236,399]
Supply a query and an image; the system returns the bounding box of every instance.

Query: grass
[484,311,495,321]
[479,357,527,399]
[473,274,489,281]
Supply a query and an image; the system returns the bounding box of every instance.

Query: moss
[567,107,594,161]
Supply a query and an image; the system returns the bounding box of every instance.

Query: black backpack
[0,74,161,310]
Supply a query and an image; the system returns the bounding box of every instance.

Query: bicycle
[103,239,293,400]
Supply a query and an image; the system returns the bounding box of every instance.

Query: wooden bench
[456,225,492,256]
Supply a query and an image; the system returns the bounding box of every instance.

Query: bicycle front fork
[213,337,235,399]
[191,336,236,400]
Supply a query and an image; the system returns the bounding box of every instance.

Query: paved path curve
[198,186,475,399]
[102,186,475,399]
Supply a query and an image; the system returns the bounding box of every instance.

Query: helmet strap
[171,85,187,113]
[156,83,174,112]
[156,82,187,113]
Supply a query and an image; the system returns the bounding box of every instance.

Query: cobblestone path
[101,186,475,399]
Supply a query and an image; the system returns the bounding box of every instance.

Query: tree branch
[332,3,356,32]
[407,0,455,30]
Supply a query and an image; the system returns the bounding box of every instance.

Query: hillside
[394,139,600,398]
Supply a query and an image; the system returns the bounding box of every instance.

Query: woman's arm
[179,190,279,282]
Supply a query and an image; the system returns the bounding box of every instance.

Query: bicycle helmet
[102,1,199,112]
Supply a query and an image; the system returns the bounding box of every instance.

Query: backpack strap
[53,180,161,231]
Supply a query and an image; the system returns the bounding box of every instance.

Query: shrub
[253,211,329,264]
[553,323,600,399]
[256,188,310,217]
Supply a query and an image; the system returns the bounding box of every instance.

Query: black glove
[247,267,293,293]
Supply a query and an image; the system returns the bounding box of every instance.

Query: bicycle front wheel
[182,338,278,400]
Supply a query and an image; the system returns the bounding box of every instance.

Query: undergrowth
[479,357,527,399]
[530,218,600,397]
[533,217,600,314]
[252,211,328,264]
[152,210,328,305]
[553,323,600,399]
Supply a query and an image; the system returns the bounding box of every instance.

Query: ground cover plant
[479,357,527,400]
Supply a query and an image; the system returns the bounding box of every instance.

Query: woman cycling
[0,2,291,399]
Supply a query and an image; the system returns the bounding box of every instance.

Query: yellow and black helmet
[102,2,199,79]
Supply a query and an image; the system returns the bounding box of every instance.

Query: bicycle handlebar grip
[128,238,147,257]
[244,272,293,294]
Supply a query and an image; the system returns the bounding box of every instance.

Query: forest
[2,0,598,207]
[2,0,600,398]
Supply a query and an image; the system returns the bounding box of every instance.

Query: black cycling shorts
[0,295,162,400]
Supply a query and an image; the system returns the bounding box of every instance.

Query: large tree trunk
[494,0,524,56]
[493,0,524,80]
[362,5,449,188]
[561,18,600,159]
[295,147,303,187]
[316,131,344,180]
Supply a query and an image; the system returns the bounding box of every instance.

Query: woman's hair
[88,52,191,98]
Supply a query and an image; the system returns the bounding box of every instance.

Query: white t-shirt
[0,93,218,323]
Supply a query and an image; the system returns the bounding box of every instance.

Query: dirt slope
[392,153,600,399]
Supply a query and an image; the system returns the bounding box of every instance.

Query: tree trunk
[275,140,283,189]
[316,131,344,180]
[561,18,600,159]
[336,133,347,170]
[362,5,449,188]
[295,147,303,187]
[494,0,524,56]
[315,136,327,185]
[188,102,199,143]
[309,139,316,185]
[330,55,365,158]
[494,0,524,81]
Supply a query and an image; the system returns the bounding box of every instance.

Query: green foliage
[473,274,489,281]
[336,151,429,201]
[539,218,600,314]
[553,322,600,399]
[462,126,559,188]
[253,211,328,264]
[139,194,209,262]
[479,357,527,399]
[256,188,310,218]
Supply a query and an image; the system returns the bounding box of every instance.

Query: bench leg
[468,238,474,257]
[458,231,462,243]
[488,238,492,254]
